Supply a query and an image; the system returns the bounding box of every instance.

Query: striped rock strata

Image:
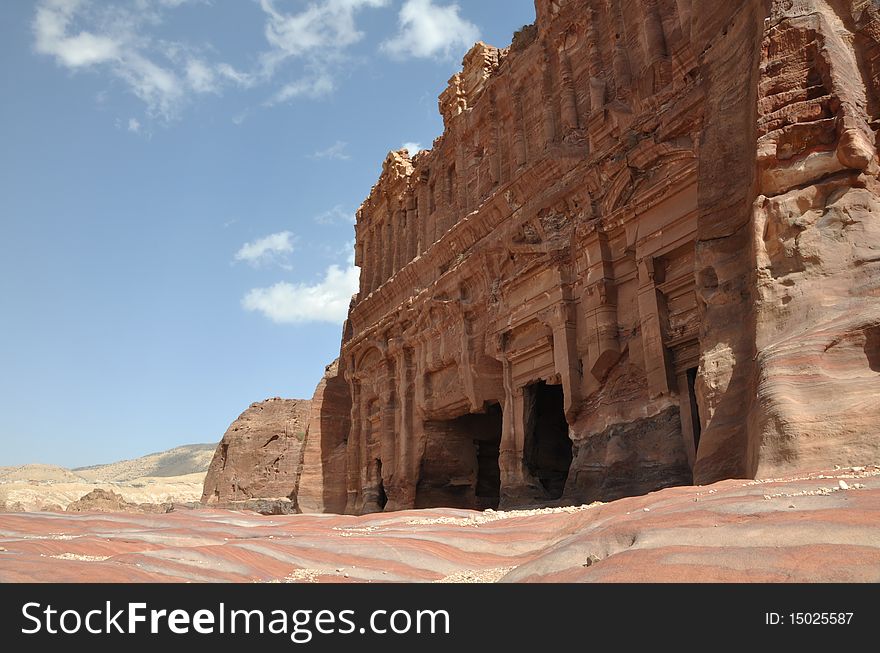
[3,466,878,582]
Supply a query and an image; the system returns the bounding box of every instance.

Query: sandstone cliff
[296,0,880,514]
[201,398,311,505]
[296,359,350,514]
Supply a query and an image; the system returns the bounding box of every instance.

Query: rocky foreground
[0,466,877,583]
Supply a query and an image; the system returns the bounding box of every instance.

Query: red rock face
[201,398,311,504]
[302,0,880,514]
[297,360,350,514]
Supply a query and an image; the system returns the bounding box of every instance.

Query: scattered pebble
[839,480,850,490]
[434,567,515,583]
[283,569,334,583]
[408,501,603,527]
[50,553,109,562]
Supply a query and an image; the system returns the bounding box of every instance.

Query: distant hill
[0,464,87,483]
[73,444,216,482]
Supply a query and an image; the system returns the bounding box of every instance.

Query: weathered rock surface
[296,0,880,514]
[201,398,311,505]
[2,466,877,582]
[65,489,173,514]
[296,360,350,514]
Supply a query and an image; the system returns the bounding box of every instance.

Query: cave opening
[474,402,503,510]
[524,381,572,500]
[686,367,701,455]
[416,403,503,510]
[375,459,387,510]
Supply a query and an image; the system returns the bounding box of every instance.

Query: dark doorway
[524,381,572,499]
[474,403,502,510]
[416,404,503,510]
[686,367,701,454]
[375,459,387,510]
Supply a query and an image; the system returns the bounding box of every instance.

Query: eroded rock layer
[4,467,879,582]
[304,0,880,514]
[297,360,350,514]
[201,398,311,504]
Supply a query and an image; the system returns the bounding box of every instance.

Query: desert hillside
[0,444,214,512]
[74,443,215,482]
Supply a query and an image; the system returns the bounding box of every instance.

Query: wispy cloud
[31,0,252,119]
[266,72,335,105]
[234,231,296,269]
[33,0,121,68]
[311,141,351,161]
[401,141,423,155]
[259,0,389,67]
[314,204,354,225]
[382,0,480,60]
[242,247,359,324]
[127,117,141,132]
[257,0,389,107]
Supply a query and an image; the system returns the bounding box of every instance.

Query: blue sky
[0,0,536,467]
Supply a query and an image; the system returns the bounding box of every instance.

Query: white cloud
[33,1,262,119]
[314,204,354,225]
[234,231,296,268]
[127,117,141,132]
[266,72,335,105]
[257,0,388,107]
[381,0,480,59]
[242,248,359,324]
[401,141,423,155]
[311,140,351,161]
[185,58,217,93]
[259,0,389,65]
[32,0,389,121]
[33,0,186,118]
[33,0,121,68]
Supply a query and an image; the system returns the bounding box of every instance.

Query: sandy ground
[0,465,877,583]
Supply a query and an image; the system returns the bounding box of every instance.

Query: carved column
[610,0,632,99]
[644,0,668,61]
[549,301,581,419]
[389,203,400,276]
[417,178,429,254]
[558,44,580,132]
[541,51,558,145]
[637,256,673,398]
[344,374,362,514]
[405,194,418,264]
[498,356,531,508]
[388,341,416,510]
[382,218,394,284]
[587,6,606,112]
[370,225,379,292]
[458,305,479,411]
[489,94,501,186]
[455,143,467,216]
[580,228,620,387]
[365,360,396,513]
[512,88,528,167]
[355,239,366,295]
